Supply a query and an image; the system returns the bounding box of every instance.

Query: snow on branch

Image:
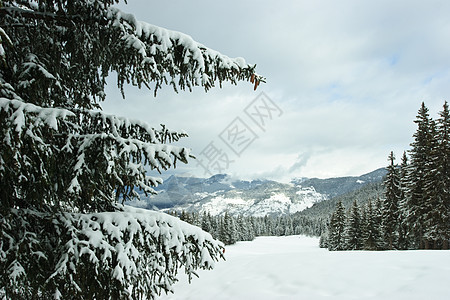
[0,97,191,210]
[107,7,265,95]
[65,109,191,200]
[66,132,190,196]
[0,26,12,64]
[73,109,189,145]
[0,206,224,299]
[0,97,74,134]
[1,1,264,107]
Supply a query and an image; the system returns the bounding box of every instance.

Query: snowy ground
[158,235,450,300]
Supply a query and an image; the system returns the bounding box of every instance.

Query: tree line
[170,210,327,245]
[323,102,450,250]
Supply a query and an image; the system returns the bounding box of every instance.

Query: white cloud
[102,0,450,180]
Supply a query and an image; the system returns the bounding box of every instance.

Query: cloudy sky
[102,0,450,181]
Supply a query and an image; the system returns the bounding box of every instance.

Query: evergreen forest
[323,102,450,250]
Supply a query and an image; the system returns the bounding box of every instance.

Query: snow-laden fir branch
[1,205,224,299]
[1,0,265,108]
[106,6,265,95]
[0,97,191,211]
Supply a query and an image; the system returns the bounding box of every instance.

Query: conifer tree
[437,102,450,249]
[245,216,256,241]
[382,151,401,249]
[425,101,450,249]
[328,201,346,251]
[210,215,221,240]
[250,217,261,237]
[220,212,238,245]
[345,200,363,250]
[406,102,435,249]
[363,199,379,250]
[283,216,294,236]
[263,215,274,236]
[397,151,410,250]
[359,204,367,247]
[0,0,263,298]
[319,231,329,248]
[421,119,442,249]
[201,212,213,234]
[236,215,246,241]
[374,197,385,249]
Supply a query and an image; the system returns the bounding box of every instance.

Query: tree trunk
[443,239,449,250]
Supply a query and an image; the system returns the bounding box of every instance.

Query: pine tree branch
[0,7,89,26]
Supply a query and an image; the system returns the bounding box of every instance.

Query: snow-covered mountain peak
[128,168,387,217]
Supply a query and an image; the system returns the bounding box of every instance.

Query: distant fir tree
[363,199,380,250]
[201,212,213,234]
[283,216,294,236]
[397,152,410,250]
[424,101,450,249]
[263,215,275,236]
[374,197,385,249]
[235,215,244,241]
[359,204,368,245]
[328,201,346,251]
[421,118,442,249]
[244,217,256,241]
[220,212,238,245]
[382,151,401,249]
[319,231,329,248]
[344,200,363,250]
[250,217,261,237]
[406,102,435,249]
[436,102,450,249]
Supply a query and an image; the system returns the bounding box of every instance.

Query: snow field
[158,235,450,300]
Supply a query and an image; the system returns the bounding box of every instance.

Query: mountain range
[127,168,387,217]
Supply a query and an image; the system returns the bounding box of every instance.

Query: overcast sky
[102,0,450,181]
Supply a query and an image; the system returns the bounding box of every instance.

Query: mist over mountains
[127,168,387,217]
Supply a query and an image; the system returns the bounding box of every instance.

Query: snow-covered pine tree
[436,102,450,249]
[247,217,256,241]
[344,200,363,250]
[201,212,213,234]
[274,217,284,236]
[283,216,294,236]
[319,231,329,248]
[210,213,221,239]
[382,151,401,250]
[263,215,274,236]
[235,215,246,241]
[374,197,386,249]
[424,102,450,249]
[250,217,259,236]
[407,102,431,249]
[421,117,442,249]
[241,215,256,241]
[406,102,435,249]
[359,203,368,246]
[0,0,263,298]
[362,199,380,250]
[397,151,410,250]
[327,201,346,251]
[220,212,238,245]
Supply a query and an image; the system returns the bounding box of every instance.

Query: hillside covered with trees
[323,102,450,251]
